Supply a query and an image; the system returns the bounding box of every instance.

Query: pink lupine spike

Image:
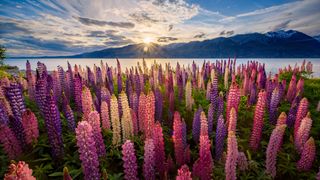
[276,112,287,126]
[193,134,213,180]
[130,108,138,135]
[145,92,155,139]
[297,137,316,171]
[295,112,312,153]
[88,111,106,157]
[200,111,208,136]
[225,131,238,180]
[226,82,240,127]
[101,101,111,130]
[228,108,237,132]
[173,111,185,166]
[296,78,304,95]
[286,74,296,102]
[250,90,267,151]
[152,122,166,177]
[237,152,249,171]
[138,93,146,132]
[122,140,138,180]
[81,86,95,120]
[294,98,309,138]
[143,138,155,180]
[22,109,39,145]
[0,125,22,159]
[266,125,286,178]
[176,165,192,180]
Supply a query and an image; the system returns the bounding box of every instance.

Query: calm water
[5,58,320,77]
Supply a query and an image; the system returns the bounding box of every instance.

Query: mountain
[314,35,320,42]
[20,30,320,58]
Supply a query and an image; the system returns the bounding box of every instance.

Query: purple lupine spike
[269,87,280,124]
[67,62,74,99]
[266,125,286,178]
[210,74,218,106]
[248,83,257,106]
[297,137,316,171]
[35,70,47,113]
[65,105,76,131]
[192,107,202,143]
[0,125,22,159]
[75,121,100,180]
[88,111,106,157]
[152,122,166,177]
[74,73,82,112]
[155,88,163,122]
[5,83,26,122]
[207,103,214,136]
[286,95,301,127]
[58,66,67,98]
[122,140,138,180]
[143,138,155,180]
[0,103,9,125]
[106,67,114,94]
[8,116,27,149]
[44,91,64,160]
[215,115,227,160]
[130,92,138,115]
[217,92,224,118]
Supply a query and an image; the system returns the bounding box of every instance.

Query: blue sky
[0,0,319,57]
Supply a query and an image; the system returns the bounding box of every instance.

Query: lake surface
[5,58,320,77]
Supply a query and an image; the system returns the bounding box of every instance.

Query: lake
[5,58,320,77]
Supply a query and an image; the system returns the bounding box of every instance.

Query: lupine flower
[225,131,238,180]
[294,98,308,138]
[152,122,166,177]
[0,125,22,159]
[176,165,192,180]
[217,92,224,118]
[207,103,214,136]
[130,108,138,135]
[210,74,218,106]
[286,95,300,127]
[82,86,94,120]
[297,137,316,171]
[192,107,202,143]
[74,73,82,112]
[9,116,27,149]
[173,112,187,166]
[4,161,36,180]
[5,82,26,121]
[266,125,286,178]
[295,113,312,153]
[145,92,155,139]
[63,167,73,180]
[250,90,267,151]
[155,88,163,122]
[75,121,100,180]
[226,82,240,126]
[185,80,193,111]
[88,111,106,157]
[22,109,39,144]
[110,95,121,145]
[224,65,229,89]
[286,74,297,102]
[122,140,138,180]
[228,108,237,132]
[138,93,146,132]
[65,105,76,131]
[237,152,248,171]
[101,101,111,130]
[120,91,134,141]
[215,115,227,160]
[276,112,287,126]
[0,103,9,125]
[200,111,208,136]
[143,138,155,180]
[248,83,257,105]
[269,87,280,124]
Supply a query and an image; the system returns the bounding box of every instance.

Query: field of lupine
[0,59,319,179]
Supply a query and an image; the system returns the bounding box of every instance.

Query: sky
[0,0,320,57]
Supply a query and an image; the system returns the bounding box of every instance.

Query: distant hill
[15,30,320,58]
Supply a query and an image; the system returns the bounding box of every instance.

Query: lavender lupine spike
[152,122,166,177]
[225,131,238,180]
[155,88,163,122]
[122,140,138,180]
[35,71,47,113]
[143,138,155,180]
[22,110,39,144]
[266,125,286,178]
[250,90,267,151]
[64,105,76,131]
[192,107,202,143]
[0,103,9,125]
[74,73,82,112]
[269,87,280,124]
[176,165,192,180]
[0,125,22,159]
[215,115,227,160]
[286,95,301,127]
[295,113,312,153]
[110,95,121,145]
[248,83,257,105]
[294,97,308,138]
[210,74,218,106]
[5,83,26,121]
[207,103,214,136]
[297,137,316,171]
[75,121,100,180]
[101,101,111,130]
[9,116,27,149]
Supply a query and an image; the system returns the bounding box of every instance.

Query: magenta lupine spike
[294,97,308,138]
[5,82,26,122]
[193,133,213,180]
[74,73,82,112]
[75,121,100,180]
[122,140,138,180]
[143,138,156,180]
[192,107,202,143]
[215,115,227,160]
[138,93,146,132]
[152,122,166,177]
[176,165,192,180]
[0,125,22,159]
[237,152,249,171]
[4,161,36,180]
[287,95,301,127]
[228,108,237,132]
[155,88,163,122]
[145,92,155,139]
[82,86,94,120]
[266,125,286,178]
[286,74,297,102]
[269,87,280,124]
[226,82,240,126]
[101,101,111,130]
[88,111,106,157]
[295,112,312,153]
[22,109,39,144]
[276,112,287,126]
[225,131,238,180]
[173,112,187,166]
[250,90,267,151]
[297,137,316,171]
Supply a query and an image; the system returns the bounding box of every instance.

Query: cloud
[0,21,32,35]
[130,13,160,24]
[168,24,173,31]
[271,20,291,31]
[194,33,206,38]
[157,36,178,42]
[219,30,234,36]
[75,16,135,28]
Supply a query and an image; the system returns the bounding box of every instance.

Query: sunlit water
[5,58,320,77]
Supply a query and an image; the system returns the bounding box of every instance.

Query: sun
[143,37,153,44]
